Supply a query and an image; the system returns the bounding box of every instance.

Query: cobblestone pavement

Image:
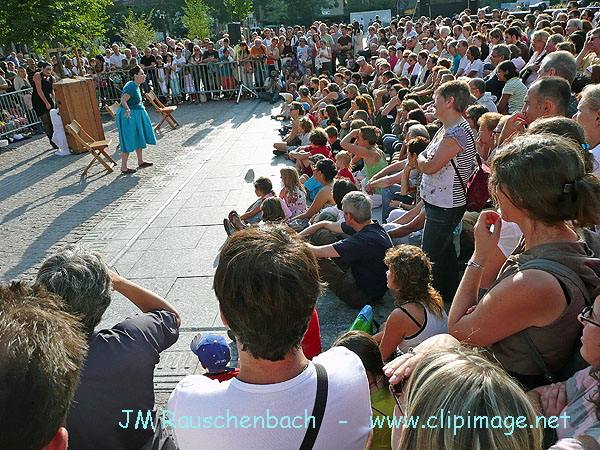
[0,101,251,281]
[0,99,395,410]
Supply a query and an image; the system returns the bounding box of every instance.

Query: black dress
[31,72,54,117]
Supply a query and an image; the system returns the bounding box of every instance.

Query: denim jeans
[258,90,280,103]
[381,183,403,222]
[421,201,466,307]
[382,134,401,156]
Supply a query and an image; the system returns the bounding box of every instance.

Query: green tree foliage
[261,0,287,23]
[0,0,110,50]
[182,0,213,39]
[231,0,254,22]
[121,10,157,50]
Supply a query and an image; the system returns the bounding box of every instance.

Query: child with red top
[335,150,356,185]
[190,333,240,382]
[288,128,332,177]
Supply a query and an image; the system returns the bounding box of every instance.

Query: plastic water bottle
[349,305,374,334]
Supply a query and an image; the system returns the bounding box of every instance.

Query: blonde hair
[335,151,352,168]
[399,347,543,450]
[280,166,301,191]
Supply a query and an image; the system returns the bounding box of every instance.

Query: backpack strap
[299,363,329,450]
[519,258,591,305]
[509,258,591,384]
[518,329,557,383]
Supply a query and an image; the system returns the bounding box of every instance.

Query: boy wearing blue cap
[190,332,239,382]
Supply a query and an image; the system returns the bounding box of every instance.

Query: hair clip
[563,182,574,194]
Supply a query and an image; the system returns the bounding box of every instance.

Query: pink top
[264,193,293,220]
[550,367,600,449]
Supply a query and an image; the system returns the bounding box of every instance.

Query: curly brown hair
[384,245,444,318]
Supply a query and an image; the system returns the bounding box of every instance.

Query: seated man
[168,225,371,448]
[1,281,87,450]
[36,245,181,450]
[300,191,393,308]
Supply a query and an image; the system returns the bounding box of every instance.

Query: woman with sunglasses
[384,289,600,449]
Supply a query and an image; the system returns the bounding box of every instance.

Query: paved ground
[0,99,395,409]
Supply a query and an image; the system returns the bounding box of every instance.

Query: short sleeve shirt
[66,310,179,450]
[123,81,143,110]
[420,119,477,208]
[139,54,156,68]
[333,222,393,298]
[466,59,483,77]
[502,76,527,114]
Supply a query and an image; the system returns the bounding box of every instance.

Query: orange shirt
[249,44,267,59]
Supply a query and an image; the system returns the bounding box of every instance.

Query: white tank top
[397,303,448,353]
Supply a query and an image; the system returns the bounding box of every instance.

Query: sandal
[223,218,234,237]
[229,213,244,231]
[121,168,137,174]
[138,162,153,168]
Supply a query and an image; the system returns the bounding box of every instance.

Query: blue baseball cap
[190,333,233,372]
[302,102,310,112]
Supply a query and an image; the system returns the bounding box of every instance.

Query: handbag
[450,153,490,212]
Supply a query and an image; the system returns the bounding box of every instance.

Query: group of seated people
[7,5,600,450]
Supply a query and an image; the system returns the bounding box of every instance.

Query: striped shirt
[420,119,476,208]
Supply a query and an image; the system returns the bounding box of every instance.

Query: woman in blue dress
[116,65,157,174]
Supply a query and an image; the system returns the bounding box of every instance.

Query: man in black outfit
[300,191,393,308]
[139,47,156,94]
[485,44,510,103]
[337,26,353,70]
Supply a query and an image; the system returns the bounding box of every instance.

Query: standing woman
[417,80,476,306]
[116,66,156,174]
[31,62,58,149]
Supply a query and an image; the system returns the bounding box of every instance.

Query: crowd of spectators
[7,2,600,449]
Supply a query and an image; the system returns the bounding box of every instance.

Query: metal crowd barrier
[0,88,42,139]
[92,60,270,106]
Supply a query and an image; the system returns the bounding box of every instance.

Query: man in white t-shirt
[455,40,470,76]
[109,43,125,70]
[167,225,372,450]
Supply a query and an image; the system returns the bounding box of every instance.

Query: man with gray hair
[300,191,393,308]
[566,18,583,35]
[485,43,510,103]
[545,34,565,54]
[537,50,578,117]
[36,244,181,450]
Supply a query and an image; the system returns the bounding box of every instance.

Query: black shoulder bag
[299,363,329,450]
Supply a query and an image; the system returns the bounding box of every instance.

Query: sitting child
[258,197,286,224]
[325,125,343,155]
[373,245,448,362]
[190,333,239,382]
[335,150,356,185]
[301,154,327,201]
[288,128,332,176]
[279,166,307,217]
[224,177,291,235]
[272,92,294,120]
[333,331,395,450]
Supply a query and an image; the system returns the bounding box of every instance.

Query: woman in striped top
[417,80,476,306]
